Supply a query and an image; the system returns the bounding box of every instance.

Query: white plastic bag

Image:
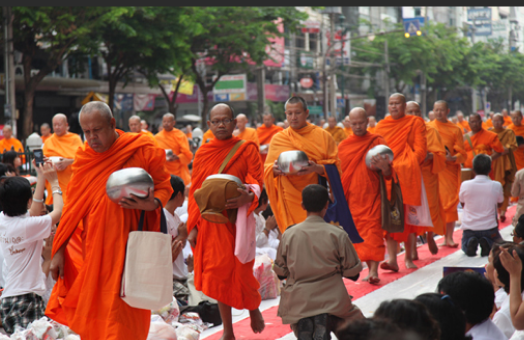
[175,325,200,340]
[26,317,58,340]
[147,319,177,340]
[253,254,279,300]
[64,336,81,340]
[405,176,433,227]
[152,297,180,324]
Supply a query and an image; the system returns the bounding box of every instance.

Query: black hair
[302,184,329,213]
[0,177,32,217]
[515,215,524,240]
[473,154,491,176]
[335,318,404,340]
[415,293,472,340]
[435,100,449,110]
[169,175,185,201]
[2,151,19,167]
[437,271,494,325]
[0,163,9,177]
[257,189,268,209]
[492,242,524,294]
[285,96,308,111]
[374,299,440,340]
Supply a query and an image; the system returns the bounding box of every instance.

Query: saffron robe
[344,127,353,136]
[508,124,524,170]
[492,128,518,212]
[457,120,471,134]
[325,126,347,144]
[154,129,193,185]
[367,126,376,134]
[202,129,214,144]
[483,119,493,130]
[463,129,505,169]
[257,124,284,164]
[236,127,260,148]
[41,134,51,144]
[0,137,25,162]
[504,116,513,127]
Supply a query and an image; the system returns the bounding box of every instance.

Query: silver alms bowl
[106,167,154,203]
[205,174,244,187]
[277,150,310,175]
[365,145,394,171]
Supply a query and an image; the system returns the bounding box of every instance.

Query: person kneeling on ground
[255,189,280,260]
[460,154,504,257]
[274,184,364,339]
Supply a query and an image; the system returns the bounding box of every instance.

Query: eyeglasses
[210,119,233,126]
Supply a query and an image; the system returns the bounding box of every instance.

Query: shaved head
[40,123,51,137]
[388,93,407,119]
[511,110,523,127]
[327,116,337,129]
[208,103,236,140]
[262,113,275,128]
[79,101,117,153]
[349,107,368,137]
[236,113,248,131]
[128,115,142,133]
[80,101,113,123]
[390,93,406,104]
[406,101,421,117]
[52,113,69,136]
[210,103,234,120]
[493,113,504,129]
[428,111,435,121]
[3,125,12,140]
[141,120,148,130]
[469,113,482,133]
[162,113,175,132]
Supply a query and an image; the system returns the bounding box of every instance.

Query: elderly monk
[457,111,470,134]
[257,113,283,163]
[367,116,377,134]
[342,116,353,136]
[406,101,446,257]
[508,110,524,171]
[428,111,435,121]
[325,116,347,144]
[40,123,52,143]
[154,113,193,185]
[491,113,518,222]
[463,113,504,169]
[233,113,260,148]
[483,112,495,130]
[503,109,513,127]
[375,94,427,271]
[46,101,173,340]
[0,125,25,163]
[338,107,390,284]
[265,96,339,232]
[428,100,467,247]
[186,103,265,340]
[129,115,154,137]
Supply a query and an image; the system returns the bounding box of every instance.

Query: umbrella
[182,114,201,122]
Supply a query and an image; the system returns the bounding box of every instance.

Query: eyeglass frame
[209,118,234,127]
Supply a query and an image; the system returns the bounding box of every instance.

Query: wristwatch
[52,188,63,196]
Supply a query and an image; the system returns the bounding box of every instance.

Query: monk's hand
[171,239,183,263]
[226,187,254,209]
[502,147,509,156]
[55,158,73,171]
[445,151,457,163]
[187,227,198,248]
[297,160,324,176]
[119,187,159,211]
[50,247,65,281]
[371,154,391,175]
[167,154,179,162]
[273,160,285,176]
[491,151,501,160]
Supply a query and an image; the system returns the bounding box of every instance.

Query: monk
[257,113,283,164]
[0,125,25,163]
[508,110,524,171]
[185,125,193,140]
[40,123,52,143]
[186,103,265,340]
[338,107,390,284]
[367,116,377,134]
[428,111,435,121]
[457,111,470,134]
[140,119,149,131]
[265,96,339,232]
[491,113,518,222]
[343,116,353,136]
[46,101,173,340]
[154,113,193,185]
[129,115,154,136]
[463,113,503,169]
[428,100,467,247]
[375,94,427,271]
[233,114,260,148]
[503,109,513,127]
[483,112,495,130]
[406,101,446,257]
[451,116,458,125]
[325,116,347,144]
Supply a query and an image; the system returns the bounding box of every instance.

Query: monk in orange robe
[343,115,353,136]
[202,129,214,144]
[233,114,260,148]
[503,109,513,127]
[185,124,193,140]
[428,100,467,247]
[187,103,265,340]
[46,101,173,340]
[483,112,494,130]
[325,116,347,144]
[154,113,193,185]
[265,97,340,232]
[257,113,283,164]
[463,113,504,170]
[406,101,445,258]
[508,110,524,171]
[375,94,427,271]
[491,113,518,222]
[0,125,25,163]
[40,123,52,144]
[129,115,158,146]
[339,107,390,284]
[457,112,470,134]
[367,116,377,134]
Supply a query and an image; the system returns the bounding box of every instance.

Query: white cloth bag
[121,209,173,311]
[405,176,433,227]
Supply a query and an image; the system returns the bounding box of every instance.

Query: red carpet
[204,206,516,339]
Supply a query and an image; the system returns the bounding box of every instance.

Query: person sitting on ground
[2,151,21,176]
[498,243,524,340]
[374,299,440,340]
[0,161,63,334]
[437,271,508,340]
[415,293,472,340]
[274,184,363,339]
[255,189,280,260]
[460,154,504,257]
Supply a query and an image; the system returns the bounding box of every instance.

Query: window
[309,33,318,52]
[414,7,421,17]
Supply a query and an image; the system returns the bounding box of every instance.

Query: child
[0,161,63,334]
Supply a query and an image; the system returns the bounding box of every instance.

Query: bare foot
[219,334,236,340]
[428,235,438,255]
[405,259,418,269]
[362,275,370,282]
[412,252,419,261]
[442,240,459,248]
[249,309,265,334]
[380,261,399,272]
[369,276,380,284]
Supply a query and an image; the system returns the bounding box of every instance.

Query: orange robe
[139,130,159,147]
[41,134,51,144]
[236,127,260,148]
[508,123,524,170]
[338,132,385,262]
[264,123,340,232]
[376,115,428,242]
[457,120,470,133]
[324,126,347,144]
[154,129,193,185]
[344,127,353,136]
[483,119,493,130]
[142,129,154,137]
[202,129,214,144]
[367,126,376,134]
[186,132,192,140]
[0,137,25,163]
[46,131,173,340]
[492,128,518,212]
[257,124,283,164]
[463,129,504,169]
[504,116,513,127]
[428,119,467,223]
[187,136,263,310]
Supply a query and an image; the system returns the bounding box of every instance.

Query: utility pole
[256,66,266,119]
[3,6,16,136]
[384,40,389,103]
[329,12,337,119]
[290,32,297,95]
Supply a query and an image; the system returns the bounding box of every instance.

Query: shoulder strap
[464,133,476,157]
[218,140,245,174]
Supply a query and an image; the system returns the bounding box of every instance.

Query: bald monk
[342,116,353,136]
[463,113,503,169]
[367,116,377,134]
[140,119,149,131]
[428,100,467,247]
[491,113,518,222]
[406,101,446,257]
[375,94,427,271]
[46,101,173,340]
[451,116,458,125]
[186,103,265,340]
[457,111,470,134]
[0,125,25,163]
[325,116,347,145]
[154,113,193,185]
[128,115,154,136]
[483,112,495,130]
[508,110,524,171]
[428,111,435,121]
[233,114,260,148]
[265,96,339,232]
[40,123,52,143]
[338,107,390,284]
[257,113,283,163]
[503,109,513,127]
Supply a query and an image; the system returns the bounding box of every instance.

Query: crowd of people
[1,94,524,340]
